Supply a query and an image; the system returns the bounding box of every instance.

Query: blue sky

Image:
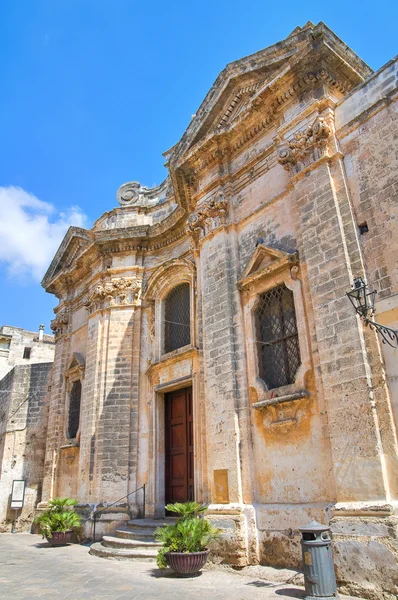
[0,0,397,334]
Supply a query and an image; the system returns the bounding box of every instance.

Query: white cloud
[0,186,88,282]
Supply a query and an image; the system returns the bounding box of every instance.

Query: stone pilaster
[41,333,71,501]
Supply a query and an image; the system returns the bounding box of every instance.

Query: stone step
[90,518,177,562]
[127,518,177,529]
[115,528,156,541]
[102,535,162,550]
[89,542,158,561]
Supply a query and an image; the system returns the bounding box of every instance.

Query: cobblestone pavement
[0,534,361,600]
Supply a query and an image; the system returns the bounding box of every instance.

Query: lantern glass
[347,277,376,318]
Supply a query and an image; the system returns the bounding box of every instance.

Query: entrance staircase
[89,518,177,561]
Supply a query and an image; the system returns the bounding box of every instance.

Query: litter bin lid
[298,520,330,533]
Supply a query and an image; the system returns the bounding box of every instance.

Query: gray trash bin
[299,521,339,600]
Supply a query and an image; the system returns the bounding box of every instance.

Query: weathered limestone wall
[329,57,398,599]
[39,23,398,599]
[0,363,51,531]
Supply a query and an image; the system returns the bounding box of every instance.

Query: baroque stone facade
[41,22,398,599]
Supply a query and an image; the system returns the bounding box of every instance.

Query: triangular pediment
[41,227,92,290]
[243,245,292,278]
[67,353,85,371]
[238,245,299,290]
[166,22,372,165]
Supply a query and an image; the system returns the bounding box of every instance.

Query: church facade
[41,23,398,599]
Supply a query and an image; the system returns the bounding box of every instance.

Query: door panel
[165,387,194,505]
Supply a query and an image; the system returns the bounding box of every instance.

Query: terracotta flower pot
[46,531,73,546]
[165,550,209,574]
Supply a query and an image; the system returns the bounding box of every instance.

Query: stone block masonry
[38,23,398,600]
[0,363,52,531]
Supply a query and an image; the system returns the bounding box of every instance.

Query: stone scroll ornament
[117,182,141,206]
[83,277,141,312]
[186,191,228,247]
[277,117,331,176]
[50,310,70,338]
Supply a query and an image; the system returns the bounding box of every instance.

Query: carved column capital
[83,277,142,313]
[50,309,70,339]
[276,117,331,176]
[186,191,229,248]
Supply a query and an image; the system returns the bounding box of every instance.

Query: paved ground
[0,534,361,600]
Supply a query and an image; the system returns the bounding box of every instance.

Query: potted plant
[155,502,220,575]
[34,497,81,546]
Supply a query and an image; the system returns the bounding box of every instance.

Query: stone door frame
[148,373,205,518]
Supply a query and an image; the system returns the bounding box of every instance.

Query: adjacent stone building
[41,22,398,599]
[0,326,54,531]
[0,325,55,381]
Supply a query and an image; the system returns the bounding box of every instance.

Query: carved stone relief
[186,191,228,247]
[50,310,70,338]
[83,277,141,314]
[276,117,331,176]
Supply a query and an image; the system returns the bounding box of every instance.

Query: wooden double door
[165,387,194,504]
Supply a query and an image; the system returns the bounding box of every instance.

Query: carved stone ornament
[276,117,331,176]
[148,301,155,341]
[117,182,141,206]
[186,191,228,247]
[83,277,141,313]
[50,310,70,338]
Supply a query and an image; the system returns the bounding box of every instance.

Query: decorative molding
[65,353,85,385]
[117,181,141,205]
[83,276,142,313]
[147,300,156,341]
[143,258,196,302]
[276,116,331,176]
[238,245,299,291]
[186,191,228,247]
[252,390,309,410]
[50,309,70,338]
[257,392,310,429]
[116,178,172,207]
[183,69,345,175]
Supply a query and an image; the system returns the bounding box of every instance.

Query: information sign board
[11,480,26,509]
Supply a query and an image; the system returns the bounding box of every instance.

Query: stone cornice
[168,21,371,168]
[173,67,355,178]
[146,346,199,379]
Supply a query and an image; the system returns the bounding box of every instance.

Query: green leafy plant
[155,502,220,569]
[164,501,208,521]
[34,497,81,539]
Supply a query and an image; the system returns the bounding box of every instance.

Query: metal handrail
[92,483,146,542]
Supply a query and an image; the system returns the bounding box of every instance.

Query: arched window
[68,380,82,439]
[255,284,301,390]
[164,283,191,353]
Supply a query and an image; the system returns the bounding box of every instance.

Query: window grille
[255,284,301,390]
[23,347,31,359]
[68,380,82,439]
[164,283,191,353]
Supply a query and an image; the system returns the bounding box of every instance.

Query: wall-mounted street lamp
[347,277,398,348]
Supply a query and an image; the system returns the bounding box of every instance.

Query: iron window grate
[68,380,81,439]
[255,284,301,390]
[164,283,191,353]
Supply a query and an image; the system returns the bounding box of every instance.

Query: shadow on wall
[70,309,143,534]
